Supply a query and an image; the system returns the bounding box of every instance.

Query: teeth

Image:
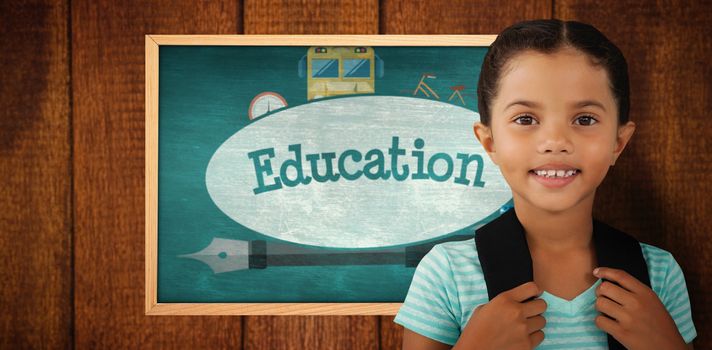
[534,169,578,178]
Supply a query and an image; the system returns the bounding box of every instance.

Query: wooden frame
[145,35,497,315]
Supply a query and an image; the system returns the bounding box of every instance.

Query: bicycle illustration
[413,73,440,100]
[413,73,467,106]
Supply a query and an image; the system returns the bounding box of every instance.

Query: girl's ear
[611,121,636,165]
[473,122,498,165]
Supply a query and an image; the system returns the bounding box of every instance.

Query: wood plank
[557,2,711,348]
[378,1,552,348]
[72,1,242,348]
[242,1,380,348]
[380,0,551,34]
[0,0,72,348]
[244,0,379,34]
[245,316,380,349]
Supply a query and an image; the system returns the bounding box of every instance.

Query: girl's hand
[593,267,688,350]
[455,281,547,350]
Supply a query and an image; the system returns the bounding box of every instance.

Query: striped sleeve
[659,254,697,344]
[394,244,461,346]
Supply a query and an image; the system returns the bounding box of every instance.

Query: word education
[247,136,486,194]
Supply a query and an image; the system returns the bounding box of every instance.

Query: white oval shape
[205,96,510,248]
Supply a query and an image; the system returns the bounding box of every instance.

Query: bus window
[344,59,371,78]
[312,59,338,78]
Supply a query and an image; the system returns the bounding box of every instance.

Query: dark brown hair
[477,19,630,126]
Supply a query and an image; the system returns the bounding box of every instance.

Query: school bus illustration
[299,47,384,101]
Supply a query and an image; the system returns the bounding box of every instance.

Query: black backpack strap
[592,219,651,289]
[475,208,650,350]
[592,219,651,350]
[474,208,533,300]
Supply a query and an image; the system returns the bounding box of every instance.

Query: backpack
[475,208,650,350]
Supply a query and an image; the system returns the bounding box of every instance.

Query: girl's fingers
[508,281,541,302]
[593,267,644,294]
[594,314,623,339]
[522,298,547,317]
[594,296,629,324]
[526,315,546,333]
[595,280,636,307]
[529,330,545,348]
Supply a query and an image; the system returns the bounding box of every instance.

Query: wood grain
[245,316,380,349]
[557,2,712,348]
[0,1,72,348]
[380,0,551,34]
[378,2,552,348]
[72,1,242,348]
[244,0,379,34]
[242,1,380,348]
[2,0,709,348]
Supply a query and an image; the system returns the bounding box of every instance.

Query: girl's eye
[575,115,598,126]
[514,114,538,125]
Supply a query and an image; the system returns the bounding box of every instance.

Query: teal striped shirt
[394,238,697,348]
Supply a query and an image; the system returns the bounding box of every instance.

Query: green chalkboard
[145,35,509,315]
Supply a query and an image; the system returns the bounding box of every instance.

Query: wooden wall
[1,0,709,348]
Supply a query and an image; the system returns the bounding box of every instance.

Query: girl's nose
[537,124,574,154]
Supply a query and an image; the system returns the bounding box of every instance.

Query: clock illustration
[248,91,288,120]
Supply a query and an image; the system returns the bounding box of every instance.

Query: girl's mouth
[528,169,581,188]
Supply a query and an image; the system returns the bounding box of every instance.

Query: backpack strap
[475,208,533,300]
[592,219,651,289]
[475,208,650,350]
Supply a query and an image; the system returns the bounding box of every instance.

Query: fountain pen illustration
[179,235,472,274]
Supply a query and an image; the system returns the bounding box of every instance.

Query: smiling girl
[394,19,697,349]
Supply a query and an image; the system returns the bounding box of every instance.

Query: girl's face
[474,47,635,214]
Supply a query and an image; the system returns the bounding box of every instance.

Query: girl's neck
[512,194,595,254]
